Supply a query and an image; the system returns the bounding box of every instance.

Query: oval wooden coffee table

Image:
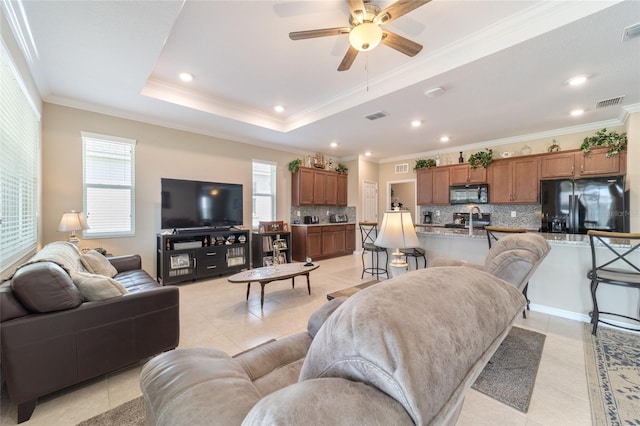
[227,263,320,309]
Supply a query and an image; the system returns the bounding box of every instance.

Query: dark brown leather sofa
[0,253,179,423]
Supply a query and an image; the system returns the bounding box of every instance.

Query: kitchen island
[416,225,639,328]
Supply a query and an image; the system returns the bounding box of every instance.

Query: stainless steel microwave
[449,184,489,205]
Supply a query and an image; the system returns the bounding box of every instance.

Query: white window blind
[0,42,41,273]
[252,160,276,229]
[82,132,135,238]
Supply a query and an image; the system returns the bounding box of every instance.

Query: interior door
[362,181,378,223]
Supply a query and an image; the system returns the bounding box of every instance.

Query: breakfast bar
[416,226,640,328]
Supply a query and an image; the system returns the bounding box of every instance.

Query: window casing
[0,41,41,273]
[82,132,136,238]
[252,161,276,229]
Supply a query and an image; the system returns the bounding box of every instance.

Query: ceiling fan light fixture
[349,22,382,51]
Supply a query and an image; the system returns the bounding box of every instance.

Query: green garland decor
[581,128,627,158]
[468,149,494,169]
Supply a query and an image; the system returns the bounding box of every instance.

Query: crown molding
[380,118,626,164]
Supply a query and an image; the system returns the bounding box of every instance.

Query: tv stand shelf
[156,229,250,285]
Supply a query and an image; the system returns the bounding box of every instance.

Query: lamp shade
[375,210,419,249]
[349,22,383,51]
[58,211,90,232]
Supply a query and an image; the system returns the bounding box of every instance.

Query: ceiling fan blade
[381,31,423,57]
[346,0,365,21]
[338,46,359,71]
[377,0,431,25]
[289,27,350,40]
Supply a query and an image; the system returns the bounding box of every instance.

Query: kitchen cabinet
[292,167,346,206]
[540,148,625,179]
[291,224,355,261]
[449,164,487,185]
[488,157,539,204]
[417,168,449,205]
[291,167,314,205]
[337,174,348,206]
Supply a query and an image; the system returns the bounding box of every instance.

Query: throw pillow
[80,250,118,277]
[71,270,127,301]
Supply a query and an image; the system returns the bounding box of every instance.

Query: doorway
[387,179,417,223]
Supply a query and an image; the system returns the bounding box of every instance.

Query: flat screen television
[161,178,243,230]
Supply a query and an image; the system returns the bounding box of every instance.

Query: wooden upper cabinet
[417,168,449,205]
[449,164,487,185]
[291,167,346,206]
[432,168,450,204]
[511,157,539,203]
[578,148,622,176]
[541,148,625,179]
[291,167,314,205]
[416,169,434,205]
[337,174,348,206]
[540,151,576,179]
[488,157,539,204]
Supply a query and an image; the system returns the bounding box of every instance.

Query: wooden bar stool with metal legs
[587,230,640,335]
[485,226,530,317]
[359,222,388,279]
[400,247,427,270]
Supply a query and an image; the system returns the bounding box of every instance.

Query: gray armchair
[141,266,526,425]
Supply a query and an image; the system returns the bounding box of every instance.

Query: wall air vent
[596,96,624,109]
[622,23,640,41]
[395,163,409,174]
[365,111,388,121]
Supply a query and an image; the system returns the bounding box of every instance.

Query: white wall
[42,103,299,274]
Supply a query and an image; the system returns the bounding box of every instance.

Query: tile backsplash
[289,206,356,224]
[420,204,542,230]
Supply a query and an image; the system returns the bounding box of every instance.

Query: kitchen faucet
[468,205,483,236]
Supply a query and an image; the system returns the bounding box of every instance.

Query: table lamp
[375,209,419,272]
[58,210,89,244]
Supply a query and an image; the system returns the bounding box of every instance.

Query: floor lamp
[374,209,419,277]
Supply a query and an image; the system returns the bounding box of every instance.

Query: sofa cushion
[70,270,127,301]
[10,262,84,313]
[299,266,525,425]
[80,250,118,277]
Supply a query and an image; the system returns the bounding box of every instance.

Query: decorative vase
[458,152,464,163]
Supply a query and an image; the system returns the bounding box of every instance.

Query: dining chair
[587,230,640,335]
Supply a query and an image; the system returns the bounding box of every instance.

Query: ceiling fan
[289,0,430,71]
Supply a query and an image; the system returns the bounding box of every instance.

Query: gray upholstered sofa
[0,242,179,423]
[141,266,526,425]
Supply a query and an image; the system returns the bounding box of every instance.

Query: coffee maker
[423,211,433,224]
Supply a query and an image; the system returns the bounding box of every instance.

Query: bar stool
[359,222,388,279]
[400,248,427,270]
[587,230,640,335]
[485,226,530,317]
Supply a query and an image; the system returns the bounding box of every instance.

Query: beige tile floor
[1,254,592,426]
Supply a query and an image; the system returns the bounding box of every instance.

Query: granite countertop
[415,225,633,248]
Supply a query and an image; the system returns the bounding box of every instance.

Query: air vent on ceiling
[395,163,409,174]
[365,111,388,121]
[596,96,624,109]
[622,23,640,41]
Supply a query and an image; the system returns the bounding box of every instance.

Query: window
[82,132,136,238]
[0,42,41,273]
[252,161,276,228]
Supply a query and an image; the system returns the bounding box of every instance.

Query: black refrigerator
[540,176,629,234]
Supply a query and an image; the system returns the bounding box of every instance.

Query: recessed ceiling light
[568,75,587,86]
[330,142,338,148]
[424,87,445,98]
[365,151,372,157]
[411,120,422,127]
[440,136,450,143]
[274,105,285,113]
[570,109,584,116]
[179,72,194,82]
